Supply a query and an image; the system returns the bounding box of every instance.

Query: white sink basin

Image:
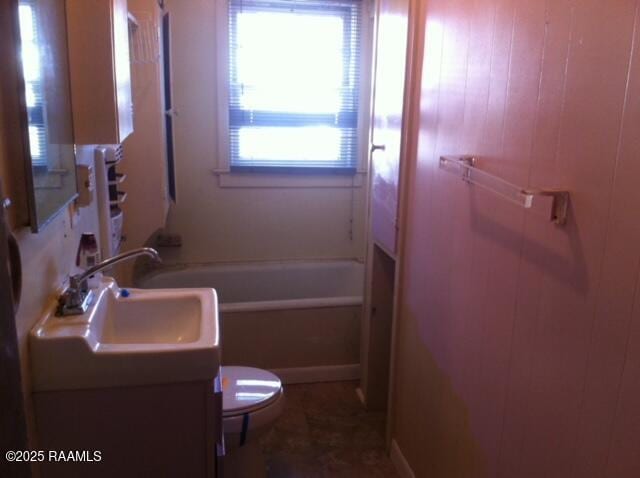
[100,294,202,344]
[30,278,220,391]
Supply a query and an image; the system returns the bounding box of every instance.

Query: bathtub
[137,260,364,383]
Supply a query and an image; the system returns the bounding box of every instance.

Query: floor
[260,381,399,478]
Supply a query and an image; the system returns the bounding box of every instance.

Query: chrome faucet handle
[68,275,89,302]
[69,274,85,290]
[57,278,94,316]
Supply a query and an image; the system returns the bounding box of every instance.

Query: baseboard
[390,439,416,478]
[269,364,360,385]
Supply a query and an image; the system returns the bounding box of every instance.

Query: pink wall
[393,0,640,476]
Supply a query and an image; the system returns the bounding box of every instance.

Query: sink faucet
[58,247,162,316]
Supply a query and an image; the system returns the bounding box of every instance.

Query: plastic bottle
[76,233,101,288]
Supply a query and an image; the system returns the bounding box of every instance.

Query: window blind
[18,0,48,167]
[228,0,362,171]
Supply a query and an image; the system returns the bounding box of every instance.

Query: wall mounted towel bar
[439,156,569,226]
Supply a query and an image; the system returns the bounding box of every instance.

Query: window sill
[213,169,366,189]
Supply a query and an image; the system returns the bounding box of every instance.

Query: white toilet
[221,366,285,478]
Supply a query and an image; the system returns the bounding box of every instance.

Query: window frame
[214,0,373,187]
[18,0,49,169]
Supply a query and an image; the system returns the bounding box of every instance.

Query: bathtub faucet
[58,247,162,316]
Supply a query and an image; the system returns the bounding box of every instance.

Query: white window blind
[228,0,362,171]
[18,0,48,167]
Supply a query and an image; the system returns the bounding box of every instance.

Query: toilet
[221,366,285,478]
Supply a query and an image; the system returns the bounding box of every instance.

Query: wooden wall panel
[392,1,640,477]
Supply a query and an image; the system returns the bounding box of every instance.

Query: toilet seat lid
[221,366,282,415]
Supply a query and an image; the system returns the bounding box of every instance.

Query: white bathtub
[137,260,364,383]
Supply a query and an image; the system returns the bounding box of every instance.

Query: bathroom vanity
[29,278,223,477]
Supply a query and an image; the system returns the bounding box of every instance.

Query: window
[228,0,363,172]
[18,0,48,167]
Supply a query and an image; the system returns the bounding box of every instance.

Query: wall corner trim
[390,439,416,478]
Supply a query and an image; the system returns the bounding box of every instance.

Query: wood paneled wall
[393,1,640,476]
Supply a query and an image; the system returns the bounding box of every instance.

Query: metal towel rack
[439,156,569,226]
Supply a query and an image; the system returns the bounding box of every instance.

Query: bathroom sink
[100,293,202,344]
[30,278,220,391]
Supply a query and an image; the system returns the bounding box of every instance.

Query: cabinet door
[66,0,133,144]
[369,0,410,256]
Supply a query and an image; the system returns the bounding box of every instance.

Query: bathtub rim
[136,257,365,282]
[135,258,366,309]
[220,295,362,313]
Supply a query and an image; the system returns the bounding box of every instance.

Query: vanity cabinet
[30,278,223,476]
[66,0,134,144]
[33,377,223,477]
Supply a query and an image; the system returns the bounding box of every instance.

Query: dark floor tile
[261,381,399,478]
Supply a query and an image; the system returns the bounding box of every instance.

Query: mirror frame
[11,0,78,233]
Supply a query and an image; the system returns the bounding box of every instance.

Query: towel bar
[439,156,569,226]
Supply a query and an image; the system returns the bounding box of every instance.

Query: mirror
[15,0,77,232]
